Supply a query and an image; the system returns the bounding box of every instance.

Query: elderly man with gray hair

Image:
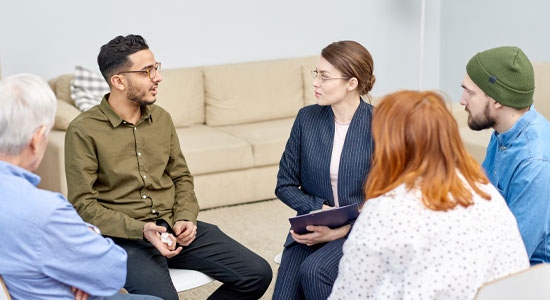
[0,74,160,300]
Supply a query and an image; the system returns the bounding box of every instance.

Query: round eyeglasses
[311,70,349,83]
[119,62,162,80]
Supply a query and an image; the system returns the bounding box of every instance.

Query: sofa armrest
[54,100,80,130]
[36,130,67,196]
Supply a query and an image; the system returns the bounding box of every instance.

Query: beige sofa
[36,56,550,209]
[36,56,319,209]
[453,62,550,164]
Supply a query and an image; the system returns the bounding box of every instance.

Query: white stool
[169,269,215,292]
[474,263,550,300]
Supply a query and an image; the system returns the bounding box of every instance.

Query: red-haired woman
[273,41,375,300]
[329,90,529,300]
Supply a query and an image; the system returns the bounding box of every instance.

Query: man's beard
[127,80,156,106]
[467,101,495,131]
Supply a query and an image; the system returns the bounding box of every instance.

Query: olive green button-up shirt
[65,95,199,240]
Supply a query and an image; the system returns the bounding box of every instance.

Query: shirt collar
[0,160,41,186]
[495,104,537,147]
[99,93,153,128]
[141,105,153,124]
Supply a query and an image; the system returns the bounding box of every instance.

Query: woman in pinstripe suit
[273,41,375,300]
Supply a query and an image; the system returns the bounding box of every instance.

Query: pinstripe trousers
[272,238,346,300]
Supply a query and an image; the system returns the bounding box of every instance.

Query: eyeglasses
[119,62,162,80]
[311,70,349,83]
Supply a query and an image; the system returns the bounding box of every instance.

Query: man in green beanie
[460,46,550,265]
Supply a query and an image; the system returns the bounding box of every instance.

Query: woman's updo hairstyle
[321,40,375,95]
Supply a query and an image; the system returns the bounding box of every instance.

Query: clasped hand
[173,220,197,246]
[70,286,89,300]
[143,221,197,258]
[291,224,351,246]
[143,222,181,258]
[291,204,351,246]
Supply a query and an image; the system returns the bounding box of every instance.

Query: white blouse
[330,120,350,207]
[329,180,529,300]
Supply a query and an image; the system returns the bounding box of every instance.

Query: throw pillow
[70,65,110,111]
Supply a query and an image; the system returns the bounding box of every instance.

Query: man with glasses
[64,34,272,300]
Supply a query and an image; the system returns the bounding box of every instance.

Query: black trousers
[110,221,272,300]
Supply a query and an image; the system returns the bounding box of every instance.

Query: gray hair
[0,73,57,156]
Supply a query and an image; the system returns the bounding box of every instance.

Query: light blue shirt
[482,106,550,265]
[0,160,128,299]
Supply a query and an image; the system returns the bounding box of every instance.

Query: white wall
[440,0,550,101]
[0,0,436,97]
[3,1,549,101]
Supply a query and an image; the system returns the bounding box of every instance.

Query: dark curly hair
[97,34,149,85]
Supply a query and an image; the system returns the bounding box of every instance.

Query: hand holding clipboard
[288,203,360,235]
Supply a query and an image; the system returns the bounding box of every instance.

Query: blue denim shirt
[482,106,550,265]
[0,160,128,299]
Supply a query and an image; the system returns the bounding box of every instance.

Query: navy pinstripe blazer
[276,99,374,246]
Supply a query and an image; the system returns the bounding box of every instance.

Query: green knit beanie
[466,46,535,109]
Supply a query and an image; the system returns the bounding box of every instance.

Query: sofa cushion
[71,65,110,112]
[193,166,279,209]
[204,58,305,126]
[533,62,550,120]
[302,65,317,106]
[176,125,253,175]
[459,127,493,164]
[156,67,205,127]
[54,100,81,130]
[217,118,295,167]
[35,130,67,196]
[53,74,75,105]
[298,56,318,107]
[449,102,469,127]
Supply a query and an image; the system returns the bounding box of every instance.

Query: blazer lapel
[337,100,373,206]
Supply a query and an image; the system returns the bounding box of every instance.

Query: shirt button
[142,175,147,179]
[137,152,142,156]
[134,127,137,131]
[142,195,147,199]
[152,209,157,214]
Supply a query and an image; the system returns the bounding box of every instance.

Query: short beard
[127,80,156,106]
[467,101,495,131]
